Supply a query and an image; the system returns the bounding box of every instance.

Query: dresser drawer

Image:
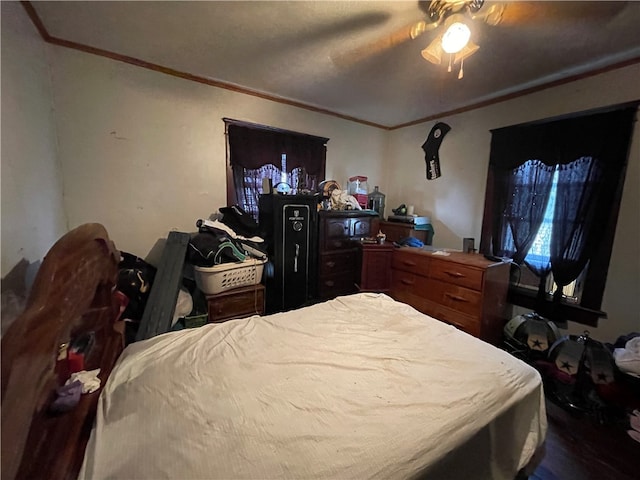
[318,274,357,299]
[322,218,352,250]
[391,248,431,274]
[207,285,265,323]
[351,217,372,237]
[391,287,431,315]
[390,268,430,295]
[424,300,481,337]
[424,279,482,317]
[429,259,484,291]
[389,248,508,345]
[319,251,356,276]
[389,269,431,314]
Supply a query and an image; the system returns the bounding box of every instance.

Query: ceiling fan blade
[331,20,437,68]
[495,1,626,27]
[410,18,441,39]
[470,3,506,26]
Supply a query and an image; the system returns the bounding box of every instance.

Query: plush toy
[330,189,362,211]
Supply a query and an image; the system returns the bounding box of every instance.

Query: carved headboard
[1,223,124,480]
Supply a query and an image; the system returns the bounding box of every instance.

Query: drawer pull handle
[402,260,417,267]
[326,261,336,268]
[325,280,335,287]
[401,278,415,286]
[445,293,468,302]
[445,271,465,278]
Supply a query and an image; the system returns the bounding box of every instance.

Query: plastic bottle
[368,186,386,218]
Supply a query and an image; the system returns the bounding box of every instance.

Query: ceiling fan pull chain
[448,54,452,73]
[458,57,464,79]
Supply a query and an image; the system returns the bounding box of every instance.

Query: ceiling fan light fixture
[441,21,471,54]
[453,40,479,64]
[421,35,444,64]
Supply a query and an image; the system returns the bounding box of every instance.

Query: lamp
[421,33,444,64]
[441,21,471,53]
[453,41,479,63]
[421,14,477,78]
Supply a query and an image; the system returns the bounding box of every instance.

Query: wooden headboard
[1,223,124,480]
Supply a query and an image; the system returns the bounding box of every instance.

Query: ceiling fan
[331,1,628,78]
[330,0,506,77]
[411,0,506,78]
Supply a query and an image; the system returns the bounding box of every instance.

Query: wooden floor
[529,398,639,480]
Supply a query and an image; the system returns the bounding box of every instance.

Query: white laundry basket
[194,258,266,295]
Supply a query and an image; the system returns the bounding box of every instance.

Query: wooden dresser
[206,284,265,323]
[317,210,379,300]
[389,248,510,344]
[378,220,433,245]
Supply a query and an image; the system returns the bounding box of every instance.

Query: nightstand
[356,242,395,293]
[206,284,265,323]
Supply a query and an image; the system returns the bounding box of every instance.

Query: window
[224,119,328,219]
[508,163,592,304]
[480,102,637,326]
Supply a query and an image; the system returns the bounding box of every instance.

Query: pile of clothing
[188,205,267,267]
[612,334,640,379]
[604,332,640,443]
[628,409,640,443]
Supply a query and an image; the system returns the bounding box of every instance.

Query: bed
[1,224,546,480]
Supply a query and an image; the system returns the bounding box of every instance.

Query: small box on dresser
[389,248,510,345]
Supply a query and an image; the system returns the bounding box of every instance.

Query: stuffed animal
[330,189,362,211]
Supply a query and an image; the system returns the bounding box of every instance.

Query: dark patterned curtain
[233,164,319,219]
[481,103,637,300]
[225,120,327,176]
[225,119,328,218]
[500,160,555,275]
[550,157,604,299]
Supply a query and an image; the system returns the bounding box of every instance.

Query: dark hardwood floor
[530,398,639,480]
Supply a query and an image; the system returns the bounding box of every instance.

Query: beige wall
[385,64,640,342]
[48,47,387,260]
[1,1,67,278]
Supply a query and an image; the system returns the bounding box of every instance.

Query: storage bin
[194,258,266,295]
[183,314,208,329]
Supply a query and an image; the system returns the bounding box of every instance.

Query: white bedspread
[80,293,546,480]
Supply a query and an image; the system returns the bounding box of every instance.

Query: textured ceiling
[29,1,640,129]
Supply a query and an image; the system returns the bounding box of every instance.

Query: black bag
[117,252,157,320]
[219,205,260,238]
